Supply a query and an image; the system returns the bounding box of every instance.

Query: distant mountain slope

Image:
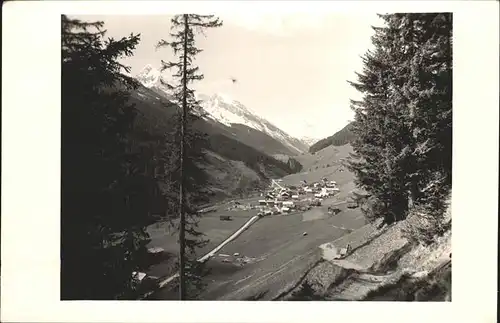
[272,154,304,173]
[128,82,300,200]
[295,144,353,172]
[309,122,356,154]
[197,93,308,155]
[135,64,307,156]
[205,120,299,157]
[300,136,320,148]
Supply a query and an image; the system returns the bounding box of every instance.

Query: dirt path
[328,272,402,300]
[197,215,260,263]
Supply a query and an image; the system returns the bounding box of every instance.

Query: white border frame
[2,1,498,322]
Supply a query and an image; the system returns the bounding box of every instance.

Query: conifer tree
[348,13,452,229]
[380,13,452,209]
[61,15,162,299]
[156,14,222,300]
[388,13,452,242]
[348,25,409,224]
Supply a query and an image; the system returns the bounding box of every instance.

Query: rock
[233,252,240,256]
[147,247,164,254]
[412,270,429,278]
[303,232,308,236]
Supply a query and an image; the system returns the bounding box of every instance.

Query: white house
[132,271,147,282]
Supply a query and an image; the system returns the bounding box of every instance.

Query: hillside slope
[278,203,452,302]
[198,93,308,155]
[309,122,356,154]
[295,144,353,172]
[129,83,298,199]
[209,122,298,157]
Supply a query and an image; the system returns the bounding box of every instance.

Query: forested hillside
[309,122,355,154]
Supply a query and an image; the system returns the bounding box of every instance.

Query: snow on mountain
[300,136,320,147]
[134,64,308,155]
[197,93,308,154]
[135,64,172,96]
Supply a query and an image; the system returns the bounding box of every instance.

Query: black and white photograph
[1,1,498,322]
[60,11,453,301]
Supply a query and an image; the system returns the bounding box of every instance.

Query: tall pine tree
[348,13,452,231]
[61,15,164,299]
[394,13,453,242]
[348,24,410,224]
[156,14,222,300]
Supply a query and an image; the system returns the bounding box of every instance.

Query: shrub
[403,176,451,245]
[403,204,451,245]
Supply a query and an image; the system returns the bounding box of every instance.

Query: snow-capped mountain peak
[197,93,307,154]
[136,64,160,86]
[300,136,320,147]
[197,93,259,125]
[135,65,171,95]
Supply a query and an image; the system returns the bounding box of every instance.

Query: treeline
[347,13,452,243]
[309,122,355,154]
[61,14,219,300]
[207,133,298,176]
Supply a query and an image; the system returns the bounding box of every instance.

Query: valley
[128,67,450,301]
[142,149,368,300]
[101,63,452,303]
[122,65,374,300]
[136,142,450,302]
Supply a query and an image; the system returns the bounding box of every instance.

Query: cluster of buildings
[256,178,340,216]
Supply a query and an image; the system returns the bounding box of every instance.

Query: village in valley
[130,150,380,301]
[225,178,342,215]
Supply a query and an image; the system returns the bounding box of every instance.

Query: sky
[78,13,383,140]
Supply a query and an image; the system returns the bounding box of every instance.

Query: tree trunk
[178,13,188,301]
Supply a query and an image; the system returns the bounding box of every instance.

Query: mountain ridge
[135,65,308,156]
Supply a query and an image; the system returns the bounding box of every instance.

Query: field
[145,146,371,300]
[147,196,367,300]
[200,205,367,300]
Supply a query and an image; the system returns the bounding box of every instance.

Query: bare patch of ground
[363,260,451,301]
[275,217,451,301]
